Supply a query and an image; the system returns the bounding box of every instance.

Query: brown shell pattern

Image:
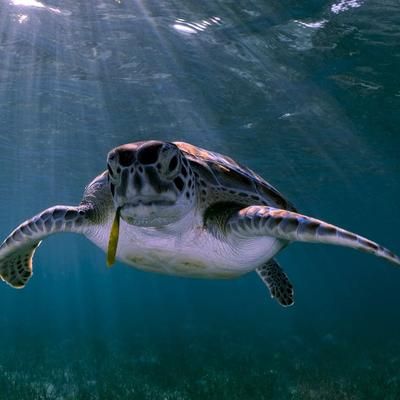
[174,142,296,212]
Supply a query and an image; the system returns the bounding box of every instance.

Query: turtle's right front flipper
[0,205,92,288]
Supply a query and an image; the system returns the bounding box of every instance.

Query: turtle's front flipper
[256,259,294,307]
[0,205,92,288]
[227,206,400,266]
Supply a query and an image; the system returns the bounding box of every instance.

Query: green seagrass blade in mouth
[107,207,121,267]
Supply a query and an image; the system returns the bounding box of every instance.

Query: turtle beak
[106,207,121,267]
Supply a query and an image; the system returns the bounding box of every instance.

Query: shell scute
[174,142,296,211]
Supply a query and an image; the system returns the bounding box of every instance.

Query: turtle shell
[174,142,296,211]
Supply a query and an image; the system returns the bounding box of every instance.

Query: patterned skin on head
[107,141,196,227]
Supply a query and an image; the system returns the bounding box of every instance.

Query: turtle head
[107,141,196,227]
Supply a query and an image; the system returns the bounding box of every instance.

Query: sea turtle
[0,140,399,306]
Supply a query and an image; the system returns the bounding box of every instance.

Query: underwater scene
[0,0,400,398]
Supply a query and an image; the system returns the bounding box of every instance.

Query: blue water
[0,0,400,398]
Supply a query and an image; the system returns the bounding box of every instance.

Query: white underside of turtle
[89,209,284,279]
[0,140,399,307]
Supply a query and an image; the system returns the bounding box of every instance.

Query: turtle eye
[157,143,182,179]
[164,154,181,179]
[168,156,178,172]
[107,164,114,178]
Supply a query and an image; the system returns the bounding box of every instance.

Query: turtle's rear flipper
[256,259,294,307]
[0,205,91,288]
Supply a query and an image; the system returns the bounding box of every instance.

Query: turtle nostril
[118,150,135,167]
[133,173,142,191]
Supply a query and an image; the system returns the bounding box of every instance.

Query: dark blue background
[0,0,399,398]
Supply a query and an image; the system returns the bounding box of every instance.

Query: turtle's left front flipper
[227,206,400,266]
[0,205,92,288]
